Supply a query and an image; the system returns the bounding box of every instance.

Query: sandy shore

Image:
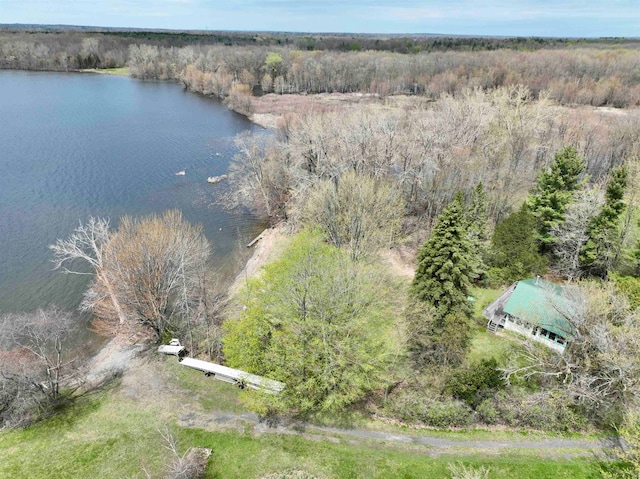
[228,224,288,297]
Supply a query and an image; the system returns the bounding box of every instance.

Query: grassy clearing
[466,326,515,365]
[162,356,246,413]
[469,285,503,320]
[0,390,167,479]
[0,355,605,479]
[179,428,599,479]
[79,67,130,76]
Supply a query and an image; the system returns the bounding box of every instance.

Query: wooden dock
[179,357,285,394]
[246,229,267,248]
[159,338,284,394]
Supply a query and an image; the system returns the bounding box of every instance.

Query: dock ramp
[179,357,285,394]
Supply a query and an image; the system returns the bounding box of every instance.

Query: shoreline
[228,224,288,298]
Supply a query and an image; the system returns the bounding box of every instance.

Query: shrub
[445,358,505,407]
[475,399,500,425]
[492,390,587,432]
[611,274,640,309]
[420,400,474,428]
[383,391,473,428]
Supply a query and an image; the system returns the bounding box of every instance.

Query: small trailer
[179,357,285,395]
[157,338,187,358]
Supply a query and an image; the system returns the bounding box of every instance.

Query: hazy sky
[0,0,638,37]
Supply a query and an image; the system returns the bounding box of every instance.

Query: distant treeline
[3,26,638,52]
[1,29,640,107]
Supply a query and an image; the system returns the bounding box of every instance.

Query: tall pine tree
[580,165,628,278]
[528,146,586,248]
[489,203,547,284]
[412,192,474,320]
[465,182,489,281]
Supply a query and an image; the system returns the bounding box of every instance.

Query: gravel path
[84,339,603,458]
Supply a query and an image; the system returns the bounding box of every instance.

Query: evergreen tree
[527,146,586,248]
[488,203,547,284]
[634,221,640,276]
[465,182,489,281]
[580,165,628,277]
[412,192,474,320]
[405,298,470,368]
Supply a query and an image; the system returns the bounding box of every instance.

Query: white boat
[175,170,186,176]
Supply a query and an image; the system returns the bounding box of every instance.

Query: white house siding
[503,315,566,353]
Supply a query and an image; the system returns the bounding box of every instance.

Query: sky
[0,0,638,37]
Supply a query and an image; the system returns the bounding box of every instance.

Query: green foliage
[489,390,588,432]
[488,203,547,284]
[412,192,474,320]
[475,399,500,425]
[602,409,640,479]
[465,182,490,281]
[405,298,471,368]
[634,218,640,275]
[264,52,284,75]
[223,230,396,415]
[385,393,473,428]
[409,193,475,367]
[611,274,640,309]
[527,146,586,247]
[445,358,505,408]
[580,166,628,277]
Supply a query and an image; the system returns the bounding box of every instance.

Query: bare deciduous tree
[228,131,291,221]
[142,428,211,479]
[299,171,404,261]
[99,210,211,341]
[503,283,640,419]
[51,211,211,341]
[50,217,127,326]
[551,186,604,280]
[0,307,83,427]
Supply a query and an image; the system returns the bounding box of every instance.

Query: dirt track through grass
[111,346,603,458]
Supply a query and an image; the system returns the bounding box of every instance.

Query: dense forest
[2,28,640,107]
[2,27,640,478]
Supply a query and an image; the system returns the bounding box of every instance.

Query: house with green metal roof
[483,277,576,353]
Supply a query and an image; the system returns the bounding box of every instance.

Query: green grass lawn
[0,354,606,479]
[0,393,600,479]
[163,356,248,413]
[466,326,515,365]
[180,428,600,479]
[469,285,503,321]
[465,285,518,365]
[0,391,168,479]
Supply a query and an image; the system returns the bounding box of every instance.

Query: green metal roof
[503,279,575,339]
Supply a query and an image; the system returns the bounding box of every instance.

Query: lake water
[0,71,265,321]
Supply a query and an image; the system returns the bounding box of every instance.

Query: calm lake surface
[0,71,265,321]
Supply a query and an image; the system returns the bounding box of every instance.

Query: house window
[557,338,565,345]
[540,328,549,337]
[548,332,557,341]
